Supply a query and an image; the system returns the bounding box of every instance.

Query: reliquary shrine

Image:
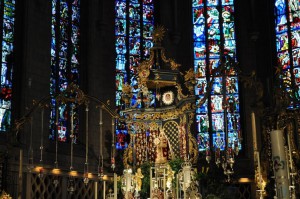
[116,28,201,198]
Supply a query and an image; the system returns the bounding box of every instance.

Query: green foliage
[139,162,151,198]
[168,158,183,174]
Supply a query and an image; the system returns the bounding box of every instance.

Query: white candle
[251,112,257,151]
[270,130,290,199]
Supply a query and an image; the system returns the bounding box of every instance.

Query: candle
[251,112,257,151]
[270,130,290,199]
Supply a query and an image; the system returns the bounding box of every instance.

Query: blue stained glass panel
[143,5,154,22]
[211,77,223,95]
[115,0,154,148]
[197,132,209,152]
[143,40,153,57]
[129,55,140,71]
[143,0,153,4]
[50,0,80,142]
[193,7,205,24]
[213,132,225,150]
[116,54,126,71]
[292,48,300,67]
[207,0,218,6]
[291,31,300,49]
[129,37,141,55]
[195,59,206,77]
[207,7,219,24]
[276,15,287,29]
[116,36,127,54]
[196,98,208,114]
[211,95,224,113]
[129,21,140,37]
[129,3,140,20]
[0,0,15,132]
[116,19,126,36]
[275,0,286,15]
[212,113,224,132]
[116,1,126,19]
[195,78,207,95]
[278,51,290,70]
[192,0,204,7]
[143,23,153,39]
[222,0,233,6]
[290,21,300,31]
[288,0,300,14]
[196,114,209,132]
[194,24,206,41]
[276,32,289,52]
[208,23,220,40]
[208,40,221,58]
[226,77,238,94]
[194,41,206,59]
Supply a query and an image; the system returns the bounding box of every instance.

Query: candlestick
[94,181,98,199]
[114,173,117,199]
[251,112,257,151]
[287,125,293,172]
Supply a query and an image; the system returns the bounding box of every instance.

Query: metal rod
[85,103,89,163]
[55,107,59,168]
[40,108,44,163]
[70,106,74,170]
[100,108,103,167]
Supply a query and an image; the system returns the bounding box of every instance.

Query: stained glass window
[275,0,300,108]
[115,0,154,149]
[0,0,15,132]
[49,0,80,142]
[193,0,241,152]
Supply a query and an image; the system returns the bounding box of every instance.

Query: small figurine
[135,168,144,192]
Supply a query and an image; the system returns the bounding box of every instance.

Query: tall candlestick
[114,173,117,199]
[251,112,257,151]
[287,125,293,172]
[18,149,23,199]
[94,181,98,199]
[270,130,290,199]
[103,180,106,199]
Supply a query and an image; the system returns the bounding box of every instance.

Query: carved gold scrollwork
[123,144,133,167]
[184,68,196,94]
[56,82,88,105]
[188,136,199,164]
[176,84,189,99]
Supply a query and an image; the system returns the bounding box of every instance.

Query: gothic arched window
[0,0,15,132]
[275,0,300,108]
[115,0,154,149]
[49,0,80,142]
[193,0,241,153]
